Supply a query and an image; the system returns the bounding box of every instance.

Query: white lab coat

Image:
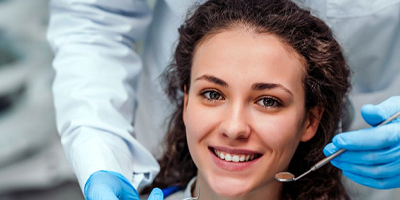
[47,0,400,199]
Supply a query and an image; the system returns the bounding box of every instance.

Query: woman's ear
[183,85,188,125]
[301,106,324,142]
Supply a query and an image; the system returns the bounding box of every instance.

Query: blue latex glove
[84,170,164,200]
[324,96,400,189]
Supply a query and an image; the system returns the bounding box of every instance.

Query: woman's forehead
[191,28,306,94]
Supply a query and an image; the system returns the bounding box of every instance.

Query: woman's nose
[219,104,251,140]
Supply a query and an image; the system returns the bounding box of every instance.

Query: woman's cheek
[255,116,302,150]
[185,103,217,139]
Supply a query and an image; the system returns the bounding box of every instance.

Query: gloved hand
[324,96,400,189]
[84,170,164,200]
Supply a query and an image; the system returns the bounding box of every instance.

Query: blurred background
[0,0,83,199]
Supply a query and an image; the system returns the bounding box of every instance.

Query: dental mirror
[275,110,400,182]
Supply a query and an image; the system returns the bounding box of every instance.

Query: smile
[212,148,261,162]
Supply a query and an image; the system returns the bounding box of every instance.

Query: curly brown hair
[145,0,351,199]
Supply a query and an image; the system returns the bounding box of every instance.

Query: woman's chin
[209,179,252,198]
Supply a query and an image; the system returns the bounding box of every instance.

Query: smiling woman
[143,0,351,199]
[184,29,319,199]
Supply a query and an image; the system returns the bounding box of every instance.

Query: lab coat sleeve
[46,0,160,191]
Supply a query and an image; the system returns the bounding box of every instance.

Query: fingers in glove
[361,96,400,126]
[147,188,164,200]
[323,143,340,157]
[342,170,400,189]
[332,123,400,150]
[327,144,400,165]
[330,159,400,179]
[84,170,140,200]
[85,182,120,200]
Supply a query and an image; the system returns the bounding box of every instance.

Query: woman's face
[183,27,321,199]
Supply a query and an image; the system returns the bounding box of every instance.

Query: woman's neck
[193,174,282,200]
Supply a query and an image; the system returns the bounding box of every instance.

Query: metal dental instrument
[275,110,400,182]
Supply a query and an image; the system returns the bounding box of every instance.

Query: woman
[146,0,351,199]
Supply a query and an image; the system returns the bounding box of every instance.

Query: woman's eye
[256,97,281,108]
[201,90,223,101]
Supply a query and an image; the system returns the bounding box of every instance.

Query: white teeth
[225,154,232,161]
[214,149,257,162]
[232,155,240,162]
[220,152,225,159]
[239,155,245,162]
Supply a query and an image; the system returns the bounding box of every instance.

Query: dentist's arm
[47,0,160,198]
[324,96,400,189]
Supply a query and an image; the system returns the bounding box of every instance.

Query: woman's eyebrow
[195,74,228,87]
[252,83,293,96]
